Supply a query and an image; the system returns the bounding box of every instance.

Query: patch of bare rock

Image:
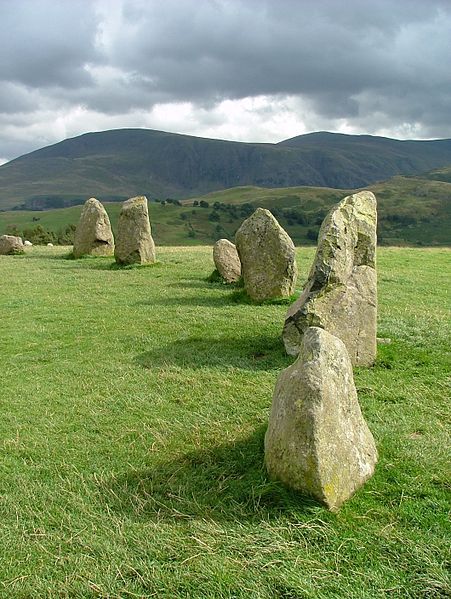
[73,198,114,258]
[265,326,378,511]
[235,208,297,301]
[115,196,156,265]
[212,239,241,283]
[0,235,24,255]
[283,190,377,366]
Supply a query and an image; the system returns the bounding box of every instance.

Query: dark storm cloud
[1,0,451,160]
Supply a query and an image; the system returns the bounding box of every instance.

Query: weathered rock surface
[115,196,156,265]
[73,198,114,258]
[283,191,377,366]
[235,208,297,301]
[213,239,241,283]
[265,326,378,511]
[0,235,24,255]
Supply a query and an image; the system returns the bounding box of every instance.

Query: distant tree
[306,228,318,242]
[22,224,57,245]
[208,211,220,221]
[5,224,21,237]
[240,203,254,217]
[57,224,77,245]
[199,200,210,208]
[193,200,199,206]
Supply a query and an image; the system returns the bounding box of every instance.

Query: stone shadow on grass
[100,426,318,522]
[135,333,293,371]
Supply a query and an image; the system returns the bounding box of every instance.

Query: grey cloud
[0,0,100,88]
[1,0,451,160]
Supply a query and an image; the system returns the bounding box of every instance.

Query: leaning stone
[115,196,156,265]
[73,198,114,258]
[235,208,297,301]
[0,235,24,255]
[213,239,241,283]
[265,326,378,511]
[283,191,377,366]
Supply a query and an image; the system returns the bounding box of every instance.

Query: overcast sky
[1,0,451,164]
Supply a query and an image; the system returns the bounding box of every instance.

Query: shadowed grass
[0,245,449,598]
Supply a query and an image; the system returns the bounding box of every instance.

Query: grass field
[1,175,451,247]
[0,246,450,598]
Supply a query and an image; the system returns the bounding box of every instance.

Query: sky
[1,0,451,164]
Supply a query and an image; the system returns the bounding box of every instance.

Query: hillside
[1,129,451,210]
[1,175,450,247]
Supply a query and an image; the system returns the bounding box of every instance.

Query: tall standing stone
[73,198,114,258]
[115,196,156,265]
[283,191,377,366]
[0,235,24,255]
[235,208,297,301]
[213,239,241,283]
[265,326,378,511]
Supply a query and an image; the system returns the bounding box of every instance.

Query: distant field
[1,176,450,246]
[0,246,449,597]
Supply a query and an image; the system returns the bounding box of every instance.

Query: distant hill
[1,175,450,247]
[1,128,451,211]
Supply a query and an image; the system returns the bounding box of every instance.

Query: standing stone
[283,191,377,366]
[235,208,297,301]
[265,326,378,511]
[213,239,241,283]
[73,198,114,258]
[0,235,24,255]
[115,196,156,265]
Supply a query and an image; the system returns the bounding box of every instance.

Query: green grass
[2,175,451,247]
[0,246,450,598]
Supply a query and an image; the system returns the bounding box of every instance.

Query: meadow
[2,175,451,247]
[0,246,449,598]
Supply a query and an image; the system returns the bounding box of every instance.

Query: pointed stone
[73,198,114,258]
[0,235,24,255]
[283,191,377,366]
[115,196,156,265]
[265,327,378,511]
[213,239,241,283]
[235,208,297,301]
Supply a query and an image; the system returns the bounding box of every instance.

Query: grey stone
[0,235,24,255]
[115,196,156,265]
[73,198,114,258]
[265,326,378,511]
[283,191,377,366]
[213,239,241,283]
[235,208,297,301]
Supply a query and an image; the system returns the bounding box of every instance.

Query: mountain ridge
[1,128,451,211]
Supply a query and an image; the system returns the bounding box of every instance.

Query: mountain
[1,128,451,211]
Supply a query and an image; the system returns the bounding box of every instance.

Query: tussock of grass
[230,288,298,305]
[109,260,162,270]
[0,245,449,598]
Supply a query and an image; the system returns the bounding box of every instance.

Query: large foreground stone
[235,208,297,301]
[283,191,377,366]
[265,327,377,511]
[0,235,24,255]
[213,239,241,283]
[73,198,114,258]
[115,196,156,265]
